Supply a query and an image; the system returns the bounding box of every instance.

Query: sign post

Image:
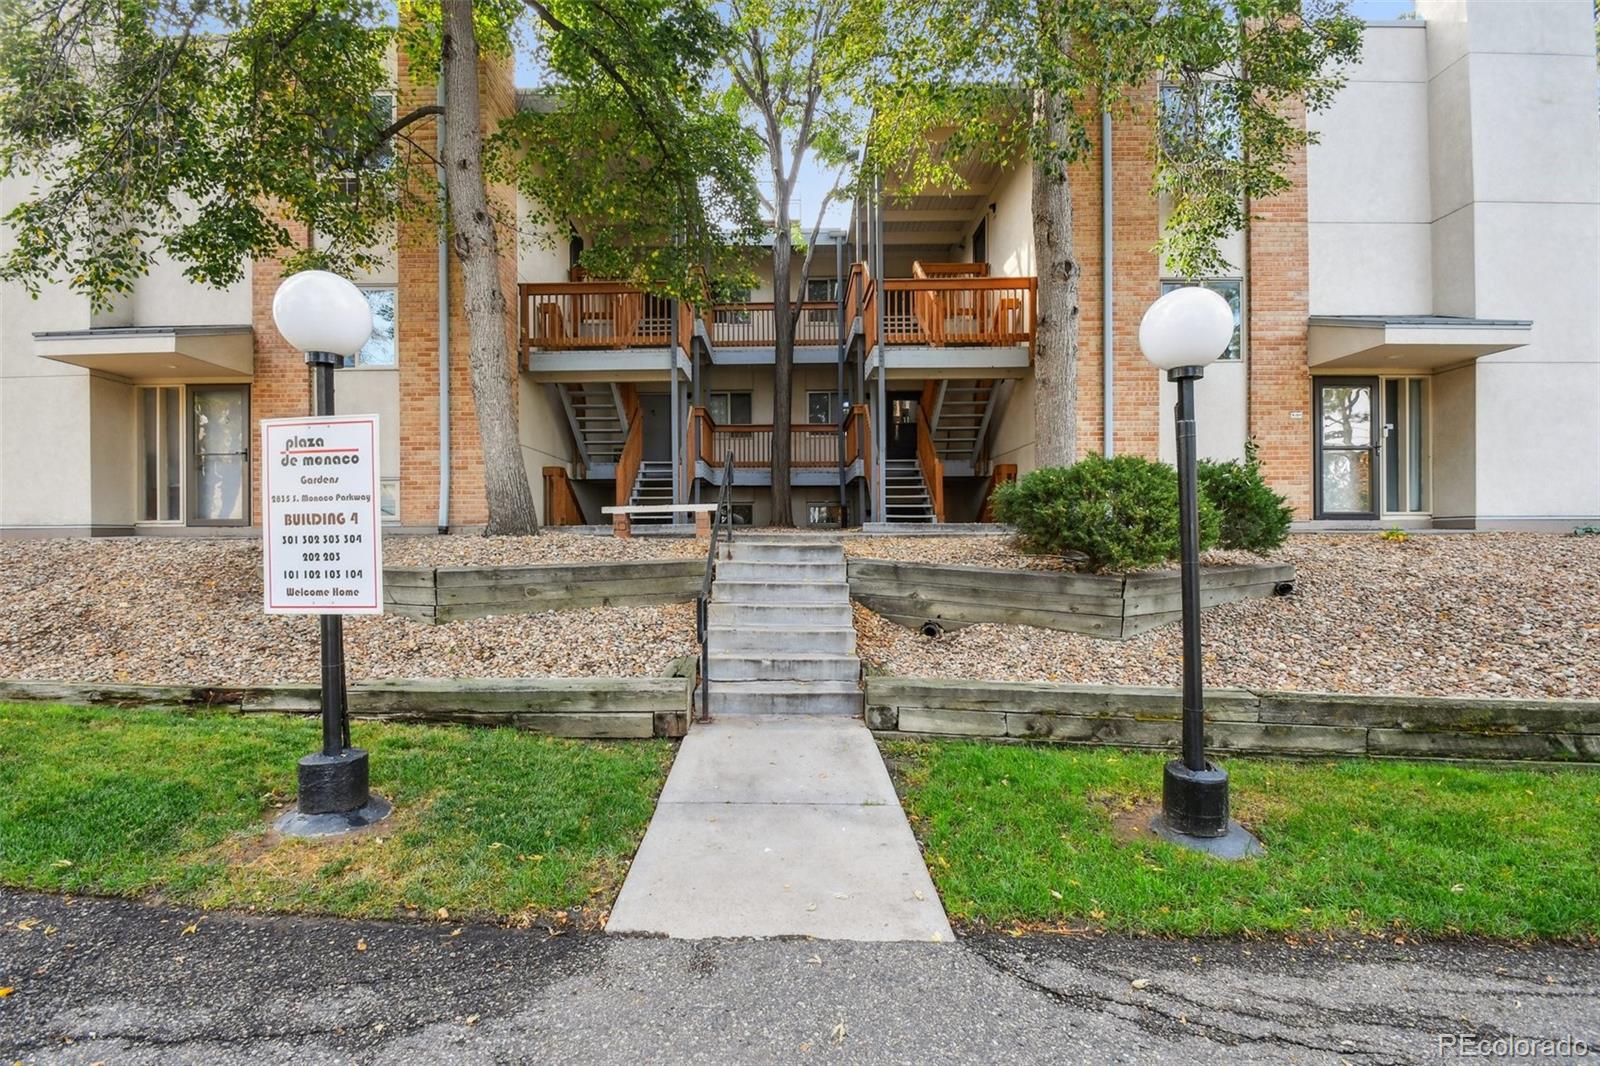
[262,409,388,832]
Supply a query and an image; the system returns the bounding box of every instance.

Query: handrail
[614,385,643,508]
[695,451,736,723]
[916,397,946,523]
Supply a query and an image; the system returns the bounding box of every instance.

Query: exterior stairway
[628,461,676,526]
[883,459,936,523]
[928,380,996,462]
[704,538,863,716]
[563,385,627,464]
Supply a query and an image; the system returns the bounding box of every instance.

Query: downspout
[436,72,452,533]
[1101,107,1115,458]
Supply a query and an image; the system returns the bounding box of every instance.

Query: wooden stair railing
[980,463,1018,523]
[542,467,585,526]
[614,384,644,508]
[915,398,946,523]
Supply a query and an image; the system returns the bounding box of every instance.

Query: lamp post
[271,270,387,832]
[1138,286,1262,859]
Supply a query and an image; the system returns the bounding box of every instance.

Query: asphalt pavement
[3,890,1597,1065]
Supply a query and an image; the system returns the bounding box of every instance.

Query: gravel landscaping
[857,533,1600,700]
[0,538,695,685]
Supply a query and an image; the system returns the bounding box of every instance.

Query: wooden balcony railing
[684,407,849,472]
[521,283,696,352]
[880,276,1036,348]
[706,302,840,348]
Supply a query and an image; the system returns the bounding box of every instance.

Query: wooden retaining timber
[847,558,1295,639]
[0,676,692,739]
[865,677,1600,764]
[383,559,703,623]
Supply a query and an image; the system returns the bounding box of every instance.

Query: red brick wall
[249,221,314,521]
[394,46,521,529]
[1059,90,1163,463]
[1246,100,1313,518]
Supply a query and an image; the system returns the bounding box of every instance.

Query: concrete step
[708,624,856,655]
[706,680,863,717]
[721,541,844,562]
[711,579,851,603]
[706,652,861,682]
[708,602,853,628]
[715,561,847,583]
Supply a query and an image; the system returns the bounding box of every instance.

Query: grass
[885,740,1600,939]
[0,702,674,922]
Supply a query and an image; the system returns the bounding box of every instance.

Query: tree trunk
[770,222,795,526]
[1030,87,1081,468]
[442,0,540,535]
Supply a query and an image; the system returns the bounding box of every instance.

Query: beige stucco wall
[518,376,575,525]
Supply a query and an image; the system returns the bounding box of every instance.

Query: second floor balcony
[518,261,1037,379]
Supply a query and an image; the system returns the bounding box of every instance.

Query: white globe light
[272,270,374,358]
[1138,286,1235,372]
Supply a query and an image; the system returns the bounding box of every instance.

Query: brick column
[1246,101,1313,518]
[1109,89,1162,460]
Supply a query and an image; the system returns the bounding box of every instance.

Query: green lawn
[885,740,1600,939]
[0,702,673,922]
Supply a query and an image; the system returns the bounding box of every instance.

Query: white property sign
[261,415,384,615]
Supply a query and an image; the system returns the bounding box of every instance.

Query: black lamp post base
[274,793,392,839]
[1155,758,1263,860]
[1149,811,1263,860]
[296,748,371,815]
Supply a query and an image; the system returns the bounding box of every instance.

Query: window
[707,391,753,425]
[807,390,851,425]
[1158,82,1242,162]
[346,286,397,367]
[1160,278,1242,360]
[729,502,755,526]
[380,478,400,522]
[808,502,842,527]
[713,288,753,323]
[805,278,838,303]
[139,387,182,522]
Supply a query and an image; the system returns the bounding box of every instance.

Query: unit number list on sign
[262,415,384,615]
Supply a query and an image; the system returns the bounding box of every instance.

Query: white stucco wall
[1418,0,1600,523]
[1308,22,1434,316]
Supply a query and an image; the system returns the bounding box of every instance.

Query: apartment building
[2,0,1595,536]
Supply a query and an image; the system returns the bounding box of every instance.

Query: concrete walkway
[606,716,952,942]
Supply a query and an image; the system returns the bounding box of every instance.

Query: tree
[719,0,881,525]
[0,0,746,535]
[867,0,1362,466]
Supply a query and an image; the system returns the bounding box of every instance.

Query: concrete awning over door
[34,325,253,381]
[1307,315,1531,372]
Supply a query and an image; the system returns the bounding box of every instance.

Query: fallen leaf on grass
[1049,890,1063,900]
[437,908,450,920]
